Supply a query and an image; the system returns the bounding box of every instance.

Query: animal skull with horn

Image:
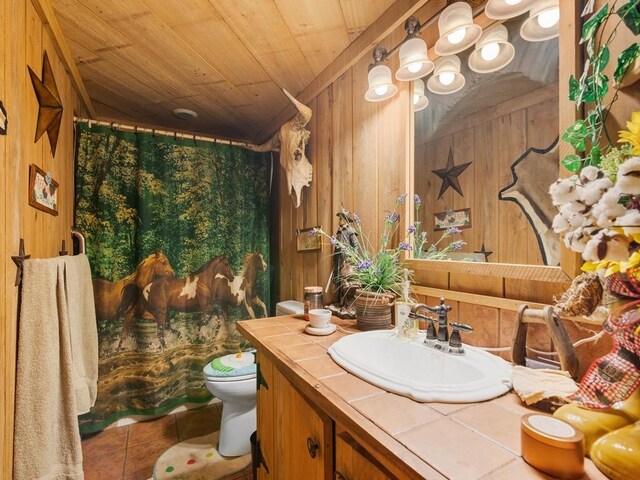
[246,89,312,208]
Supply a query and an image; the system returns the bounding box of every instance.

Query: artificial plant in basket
[311,194,464,329]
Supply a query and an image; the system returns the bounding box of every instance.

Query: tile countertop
[236,316,607,480]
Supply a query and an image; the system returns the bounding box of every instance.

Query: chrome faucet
[409,298,473,355]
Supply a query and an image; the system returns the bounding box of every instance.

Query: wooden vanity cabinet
[256,353,334,480]
[335,426,398,480]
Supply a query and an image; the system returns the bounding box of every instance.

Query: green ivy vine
[561,0,640,173]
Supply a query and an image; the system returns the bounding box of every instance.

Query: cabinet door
[274,367,333,480]
[256,353,333,480]
[335,430,397,480]
[256,353,275,480]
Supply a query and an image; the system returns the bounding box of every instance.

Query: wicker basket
[354,289,395,331]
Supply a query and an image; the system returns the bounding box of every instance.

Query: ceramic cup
[308,309,332,329]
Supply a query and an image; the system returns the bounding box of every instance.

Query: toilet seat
[204,372,256,382]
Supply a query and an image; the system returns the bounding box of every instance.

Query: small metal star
[432,147,472,199]
[474,243,493,262]
[12,239,31,286]
[28,51,63,157]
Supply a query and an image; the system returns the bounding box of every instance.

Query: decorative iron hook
[12,239,31,287]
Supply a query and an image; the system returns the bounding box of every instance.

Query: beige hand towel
[13,258,84,480]
[64,254,99,414]
[511,365,579,413]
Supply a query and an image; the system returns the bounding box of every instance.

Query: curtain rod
[73,117,256,148]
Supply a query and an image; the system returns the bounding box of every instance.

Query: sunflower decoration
[619,111,640,155]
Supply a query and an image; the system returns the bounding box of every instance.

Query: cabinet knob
[306,437,319,458]
[335,471,347,480]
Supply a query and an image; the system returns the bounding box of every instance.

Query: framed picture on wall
[434,208,470,231]
[296,227,322,252]
[29,164,59,216]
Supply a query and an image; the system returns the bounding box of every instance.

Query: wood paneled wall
[274,0,639,369]
[414,84,559,266]
[1,0,84,475]
[275,22,412,304]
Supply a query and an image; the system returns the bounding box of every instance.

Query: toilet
[275,300,304,316]
[203,301,302,456]
[203,352,257,457]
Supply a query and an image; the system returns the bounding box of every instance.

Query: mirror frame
[406,1,582,284]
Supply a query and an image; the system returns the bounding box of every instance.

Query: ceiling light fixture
[365,45,398,102]
[412,79,429,112]
[172,108,198,120]
[396,17,434,81]
[427,55,465,95]
[468,24,515,73]
[485,0,536,20]
[520,0,560,42]
[434,2,482,56]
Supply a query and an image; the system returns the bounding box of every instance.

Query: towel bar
[71,229,85,254]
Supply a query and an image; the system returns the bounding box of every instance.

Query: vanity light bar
[365,0,559,107]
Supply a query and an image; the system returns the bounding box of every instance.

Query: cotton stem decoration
[550,145,640,268]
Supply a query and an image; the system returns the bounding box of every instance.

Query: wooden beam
[254,0,434,143]
[412,285,604,326]
[406,258,573,284]
[31,0,96,118]
[558,0,583,279]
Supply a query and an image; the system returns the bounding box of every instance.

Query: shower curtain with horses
[74,123,271,432]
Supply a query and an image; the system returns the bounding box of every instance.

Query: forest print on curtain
[75,123,271,432]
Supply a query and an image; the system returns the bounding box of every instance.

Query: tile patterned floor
[81,403,253,480]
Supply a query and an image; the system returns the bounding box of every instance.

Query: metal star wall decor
[28,51,63,157]
[432,147,472,199]
[474,243,493,262]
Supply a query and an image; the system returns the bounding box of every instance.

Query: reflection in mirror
[414,16,559,266]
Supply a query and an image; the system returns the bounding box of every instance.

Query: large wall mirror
[408,4,579,284]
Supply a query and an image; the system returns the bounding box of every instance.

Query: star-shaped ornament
[28,51,63,157]
[474,243,493,262]
[432,147,472,199]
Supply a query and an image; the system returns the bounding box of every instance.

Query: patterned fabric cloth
[570,278,640,409]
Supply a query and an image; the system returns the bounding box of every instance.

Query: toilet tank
[275,300,304,316]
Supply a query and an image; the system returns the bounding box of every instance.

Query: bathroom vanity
[237,316,606,480]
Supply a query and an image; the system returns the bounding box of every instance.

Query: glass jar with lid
[303,286,323,319]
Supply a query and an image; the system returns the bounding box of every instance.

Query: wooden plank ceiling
[50,0,396,141]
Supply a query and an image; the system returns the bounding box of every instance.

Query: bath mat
[153,430,251,480]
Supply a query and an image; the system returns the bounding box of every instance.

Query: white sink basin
[328,330,512,403]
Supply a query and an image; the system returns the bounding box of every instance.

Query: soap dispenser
[395,269,418,339]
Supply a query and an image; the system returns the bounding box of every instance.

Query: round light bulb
[505,0,522,5]
[374,85,389,96]
[413,93,420,105]
[407,62,423,74]
[439,72,455,86]
[447,27,467,45]
[537,7,560,29]
[480,42,500,61]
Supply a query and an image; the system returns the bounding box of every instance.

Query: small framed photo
[296,226,322,252]
[29,164,58,216]
[434,208,471,231]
